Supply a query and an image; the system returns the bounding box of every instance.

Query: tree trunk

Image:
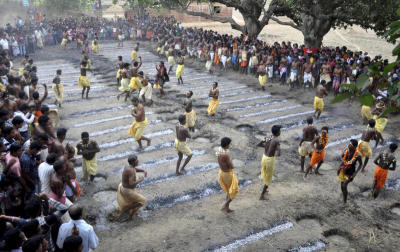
[241,15,263,37]
[301,8,332,48]
[137,1,144,16]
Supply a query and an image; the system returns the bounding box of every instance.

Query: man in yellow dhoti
[216,137,238,213]
[130,43,139,65]
[91,40,99,53]
[257,125,281,200]
[117,63,131,102]
[138,72,153,106]
[176,52,185,84]
[128,97,151,149]
[358,119,384,172]
[52,69,64,108]
[117,155,147,218]
[208,82,219,116]
[183,91,196,132]
[76,132,107,183]
[78,62,90,99]
[257,62,267,91]
[313,81,328,119]
[167,46,175,74]
[61,36,67,49]
[129,57,143,92]
[372,101,388,138]
[361,105,372,124]
[175,115,193,175]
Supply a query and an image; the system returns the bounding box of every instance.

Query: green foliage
[334,8,400,117]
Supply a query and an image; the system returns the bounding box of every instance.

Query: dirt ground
[24,39,400,252]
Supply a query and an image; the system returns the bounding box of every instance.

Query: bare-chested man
[117,63,131,101]
[176,52,184,85]
[279,55,288,85]
[49,128,68,158]
[332,63,343,96]
[289,58,300,89]
[183,91,196,132]
[303,58,313,88]
[0,92,18,113]
[257,61,267,91]
[78,65,90,99]
[175,115,192,175]
[337,139,363,204]
[50,160,77,205]
[314,81,328,119]
[257,125,281,200]
[320,59,332,84]
[304,126,329,178]
[358,119,384,172]
[34,115,55,139]
[32,84,48,122]
[167,46,175,74]
[299,117,318,172]
[371,143,397,198]
[117,155,147,218]
[129,57,143,93]
[217,137,238,213]
[266,54,274,80]
[128,97,151,149]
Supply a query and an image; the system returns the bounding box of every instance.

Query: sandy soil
[22,39,400,252]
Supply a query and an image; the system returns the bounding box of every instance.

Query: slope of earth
[28,40,400,252]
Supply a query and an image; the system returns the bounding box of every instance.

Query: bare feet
[221,205,234,213]
[179,169,187,175]
[259,194,268,201]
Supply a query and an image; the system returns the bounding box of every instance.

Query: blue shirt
[20,150,39,186]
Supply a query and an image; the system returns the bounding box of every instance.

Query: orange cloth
[146,31,152,40]
[374,166,388,190]
[241,60,248,67]
[214,52,220,66]
[310,149,325,168]
[34,110,42,123]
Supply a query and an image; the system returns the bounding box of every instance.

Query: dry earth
[23,39,400,252]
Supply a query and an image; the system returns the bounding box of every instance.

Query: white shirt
[38,162,54,194]
[0,38,8,50]
[14,111,35,132]
[57,219,99,252]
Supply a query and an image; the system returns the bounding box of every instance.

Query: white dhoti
[139,85,152,101]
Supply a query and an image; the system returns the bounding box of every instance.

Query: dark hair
[5,228,23,249]
[128,155,138,165]
[188,91,193,97]
[18,90,26,99]
[271,125,281,136]
[81,132,89,138]
[12,116,24,126]
[389,143,398,152]
[131,96,139,103]
[38,115,49,125]
[22,219,40,238]
[53,160,64,173]
[213,81,218,87]
[29,141,43,151]
[306,117,313,125]
[368,119,376,128]
[22,234,44,252]
[40,105,49,114]
[0,109,9,117]
[350,139,358,148]
[57,128,67,138]
[321,126,329,133]
[221,137,231,148]
[138,71,144,76]
[19,103,29,112]
[3,125,13,135]
[31,77,38,84]
[133,61,138,67]
[178,114,186,124]
[56,69,62,75]
[69,205,83,221]
[37,133,49,142]
[63,235,83,251]
[10,142,22,154]
[32,91,39,99]
[46,153,58,165]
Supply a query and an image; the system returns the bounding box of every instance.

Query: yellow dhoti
[259,75,266,87]
[52,83,64,104]
[116,69,121,79]
[174,139,192,156]
[337,169,349,182]
[128,118,148,140]
[361,105,372,120]
[208,98,219,115]
[176,64,184,78]
[131,50,138,62]
[205,60,212,71]
[119,78,130,92]
[218,170,239,200]
[373,115,387,134]
[129,77,142,90]
[298,141,313,157]
[320,73,331,83]
[261,155,275,186]
[357,140,372,157]
[139,85,152,100]
[117,183,146,215]
[92,43,99,53]
[61,38,67,47]
[314,96,324,111]
[184,110,196,128]
[168,56,175,67]
[82,156,98,182]
[78,76,90,88]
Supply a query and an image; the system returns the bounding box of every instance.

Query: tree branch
[181,8,244,32]
[260,0,279,26]
[270,16,301,30]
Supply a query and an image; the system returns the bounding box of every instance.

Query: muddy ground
[25,40,400,252]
